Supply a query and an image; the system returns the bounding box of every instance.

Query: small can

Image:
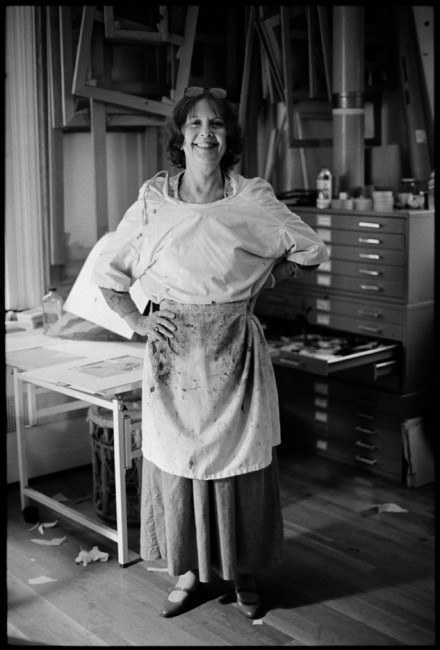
[316,168,332,209]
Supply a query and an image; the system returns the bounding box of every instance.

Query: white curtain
[5,6,46,310]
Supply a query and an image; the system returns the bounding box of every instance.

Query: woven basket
[88,404,142,525]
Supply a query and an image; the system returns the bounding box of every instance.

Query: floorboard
[6,448,435,646]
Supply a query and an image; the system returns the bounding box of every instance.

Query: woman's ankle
[234,573,257,589]
[175,570,199,589]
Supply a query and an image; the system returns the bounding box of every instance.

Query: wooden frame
[72,7,172,118]
[51,6,199,129]
[294,110,333,188]
[316,6,332,103]
[255,8,284,102]
[280,6,294,146]
[238,6,257,127]
[103,6,184,47]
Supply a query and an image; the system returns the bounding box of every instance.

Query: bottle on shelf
[316,168,332,209]
[42,287,64,333]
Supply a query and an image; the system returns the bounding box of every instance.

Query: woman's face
[181,98,227,171]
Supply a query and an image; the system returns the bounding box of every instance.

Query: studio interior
[5,5,435,646]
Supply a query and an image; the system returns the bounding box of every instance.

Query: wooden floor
[7,448,435,646]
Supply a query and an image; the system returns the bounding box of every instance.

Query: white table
[6,329,145,567]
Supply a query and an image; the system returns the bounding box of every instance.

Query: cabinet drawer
[258,298,403,340]
[353,450,402,478]
[296,211,406,234]
[277,388,402,441]
[257,287,405,325]
[313,436,402,479]
[278,392,403,479]
[315,228,404,250]
[327,244,405,265]
[274,366,428,417]
[306,293,404,324]
[272,338,399,377]
[317,260,405,284]
[354,427,401,459]
[309,313,402,340]
[298,272,405,299]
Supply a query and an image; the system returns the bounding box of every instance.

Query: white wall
[62,129,170,277]
[63,132,153,250]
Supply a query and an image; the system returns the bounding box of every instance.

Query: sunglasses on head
[184,87,227,99]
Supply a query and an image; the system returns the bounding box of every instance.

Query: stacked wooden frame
[45,6,199,248]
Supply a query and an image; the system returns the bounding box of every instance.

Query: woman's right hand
[125,309,177,340]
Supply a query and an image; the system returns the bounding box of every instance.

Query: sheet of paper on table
[21,350,145,396]
[5,330,63,353]
[63,233,148,339]
[5,336,146,373]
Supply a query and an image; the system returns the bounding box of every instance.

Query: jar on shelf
[398,178,416,208]
[316,168,332,209]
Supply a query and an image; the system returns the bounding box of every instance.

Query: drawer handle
[359,269,381,276]
[357,412,375,420]
[358,237,381,244]
[374,360,398,379]
[355,426,378,435]
[355,455,378,466]
[358,221,381,228]
[357,324,382,333]
[278,359,305,369]
[358,310,382,318]
[356,440,377,450]
[360,284,381,292]
[359,253,380,259]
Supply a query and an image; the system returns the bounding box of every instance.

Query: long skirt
[140,451,284,583]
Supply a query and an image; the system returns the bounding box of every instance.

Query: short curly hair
[163,92,243,172]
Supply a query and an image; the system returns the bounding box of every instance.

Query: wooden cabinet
[255,206,435,481]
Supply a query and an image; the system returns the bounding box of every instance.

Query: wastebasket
[88,403,142,525]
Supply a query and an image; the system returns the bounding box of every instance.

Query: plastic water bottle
[42,287,64,333]
[316,168,332,209]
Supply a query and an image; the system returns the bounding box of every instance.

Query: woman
[91,87,328,619]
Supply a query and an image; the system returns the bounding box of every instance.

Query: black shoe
[235,580,261,619]
[160,586,198,618]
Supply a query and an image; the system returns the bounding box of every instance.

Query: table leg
[112,397,130,566]
[26,383,37,426]
[13,369,29,510]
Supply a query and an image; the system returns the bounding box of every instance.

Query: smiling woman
[91,87,328,620]
[179,98,228,203]
[165,88,243,174]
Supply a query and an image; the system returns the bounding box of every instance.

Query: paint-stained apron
[141,299,281,479]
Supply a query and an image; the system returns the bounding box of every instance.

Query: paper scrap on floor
[362,503,409,515]
[28,576,58,585]
[52,492,70,502]
[377,503,408,513]
[31,536,67,546]
[75,546,109,566]
[28,520,58,534]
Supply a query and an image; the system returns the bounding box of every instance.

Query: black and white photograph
[5,4,435,646]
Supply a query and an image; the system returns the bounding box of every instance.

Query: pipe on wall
[332,6,365,194]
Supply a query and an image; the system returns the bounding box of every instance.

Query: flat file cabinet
[255,207,434,481]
